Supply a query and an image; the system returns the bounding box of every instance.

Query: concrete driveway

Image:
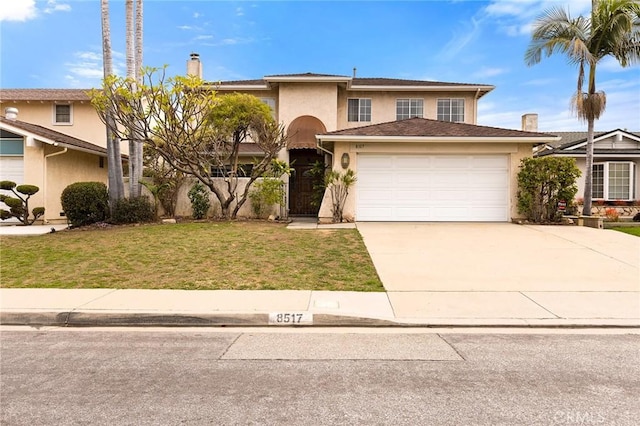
[356,223,640,322]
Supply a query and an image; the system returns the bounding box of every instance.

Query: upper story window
[260,98,276,118]
[348,98,371,122]
[437,99,464,123]
[593,162,635,201]
[54,104,72,125]
[396,99,423,120]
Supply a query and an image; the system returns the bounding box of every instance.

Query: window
[592,162,635,200]
[260,98,276,118]
[437,99,464,122]
[54,104,72,124]
[347,98,371,122]
[396,99,424,120]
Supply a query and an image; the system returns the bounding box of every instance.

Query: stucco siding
[337,89,479,129]
[1,101,108,150]
[278,83,338,131]
[318,141,532,222]
[45,147,108,223]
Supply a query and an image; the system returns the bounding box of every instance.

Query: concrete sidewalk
[1,221,638,328]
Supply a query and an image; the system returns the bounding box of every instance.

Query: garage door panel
[356,154,508,222]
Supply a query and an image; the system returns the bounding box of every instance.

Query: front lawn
[611,226,640,237]
[0,222,383,291]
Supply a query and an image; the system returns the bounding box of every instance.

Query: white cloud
[193,12,202,19]
[194,35,214,41]
[44,0,71,14]
[0,0,70,22]
[438,16,483,61]
[236,7,244,16]
[0,0,37,22]
[598,56,640,73]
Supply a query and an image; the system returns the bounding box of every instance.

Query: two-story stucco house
[0,89,116,224]
[190,54,558,222]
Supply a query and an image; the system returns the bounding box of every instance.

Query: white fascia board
[347,85,495,93]
[0,122,57,146]
[265,76,351,83]
[565,130,640,150]
[316,135,560,143]
[214,84,271,91]
[548,152,640,158]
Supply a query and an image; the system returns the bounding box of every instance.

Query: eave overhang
[316,135,560,144]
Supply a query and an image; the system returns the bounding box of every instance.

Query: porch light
[341,153,350,169]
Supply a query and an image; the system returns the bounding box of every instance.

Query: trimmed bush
[111,196,155,224]
[188,181,210,220]
[517,157,580,223]
[0,180,45,225]
[61,182,109,227]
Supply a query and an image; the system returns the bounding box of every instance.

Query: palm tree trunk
[101,0,125,208]
[125,0,141,198]
[582,118,595,216]
[134,0,144,196]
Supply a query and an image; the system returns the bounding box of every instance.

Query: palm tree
[125,0,144,198]
[525,0,640,216]
[101,0,125,206]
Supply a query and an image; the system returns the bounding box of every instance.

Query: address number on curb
[268,312,313,325]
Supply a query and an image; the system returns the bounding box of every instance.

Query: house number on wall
[268,312,313,325]
[355,144,366,149]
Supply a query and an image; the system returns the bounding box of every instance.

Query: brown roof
[0,116,116,157]
[548,130,640,148]
[0,89,92,102]
[320,117,557,139]
[351,77,488,87]
[213,74,492,90]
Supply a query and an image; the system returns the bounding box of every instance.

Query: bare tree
[89,69,288,219]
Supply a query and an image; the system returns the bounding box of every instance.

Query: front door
[289,149,324,216]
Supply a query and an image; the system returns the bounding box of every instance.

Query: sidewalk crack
[520,291,560,319]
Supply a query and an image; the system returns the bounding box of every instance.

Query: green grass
[611,226,640,237]
[0,222,383,291]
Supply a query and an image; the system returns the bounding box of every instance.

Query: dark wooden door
[289,149,324,216]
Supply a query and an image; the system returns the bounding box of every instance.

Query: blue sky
[1,0,639,131]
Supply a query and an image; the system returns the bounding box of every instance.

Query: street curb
[2,311,639,329]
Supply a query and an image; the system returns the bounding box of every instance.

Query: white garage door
[356,154,509,222]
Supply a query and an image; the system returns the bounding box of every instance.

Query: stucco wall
[318,141,532,222]
[336,89,479,129]
[1,101,109,150]
[278,83,338,131]
[45,147,108,223]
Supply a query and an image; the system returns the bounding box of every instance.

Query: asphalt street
[1,328,638,426]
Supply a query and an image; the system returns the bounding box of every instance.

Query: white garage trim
[356,154,509,222]
[0,156,25,223]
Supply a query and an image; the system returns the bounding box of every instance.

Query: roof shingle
[320,117,556,139]
[0,89,92,102]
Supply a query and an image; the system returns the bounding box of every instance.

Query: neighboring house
[0,89,125,224]
[190,53,559,222]
[0,89,106,147]
[535,129,640,209]
[0,114,114,225]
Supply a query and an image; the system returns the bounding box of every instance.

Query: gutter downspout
[43,146,68,224]
[474,88,481,124]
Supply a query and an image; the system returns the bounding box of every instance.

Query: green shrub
[0,180,45,225]
[188,181,210,219]
[111,196,155,224]
[249,178,285,218]
[61,182,109,227]
[517,157,581,223]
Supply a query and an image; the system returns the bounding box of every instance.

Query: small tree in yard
[517,157,581,223]
[325,169,356,223]
[90,68,288,220]
[188,181,210,220]
[249,159,291,219]
[0,181,45,225]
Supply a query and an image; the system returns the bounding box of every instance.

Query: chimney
[5,107,18,121]
[521,113,538,132]
[187,52,203,78]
